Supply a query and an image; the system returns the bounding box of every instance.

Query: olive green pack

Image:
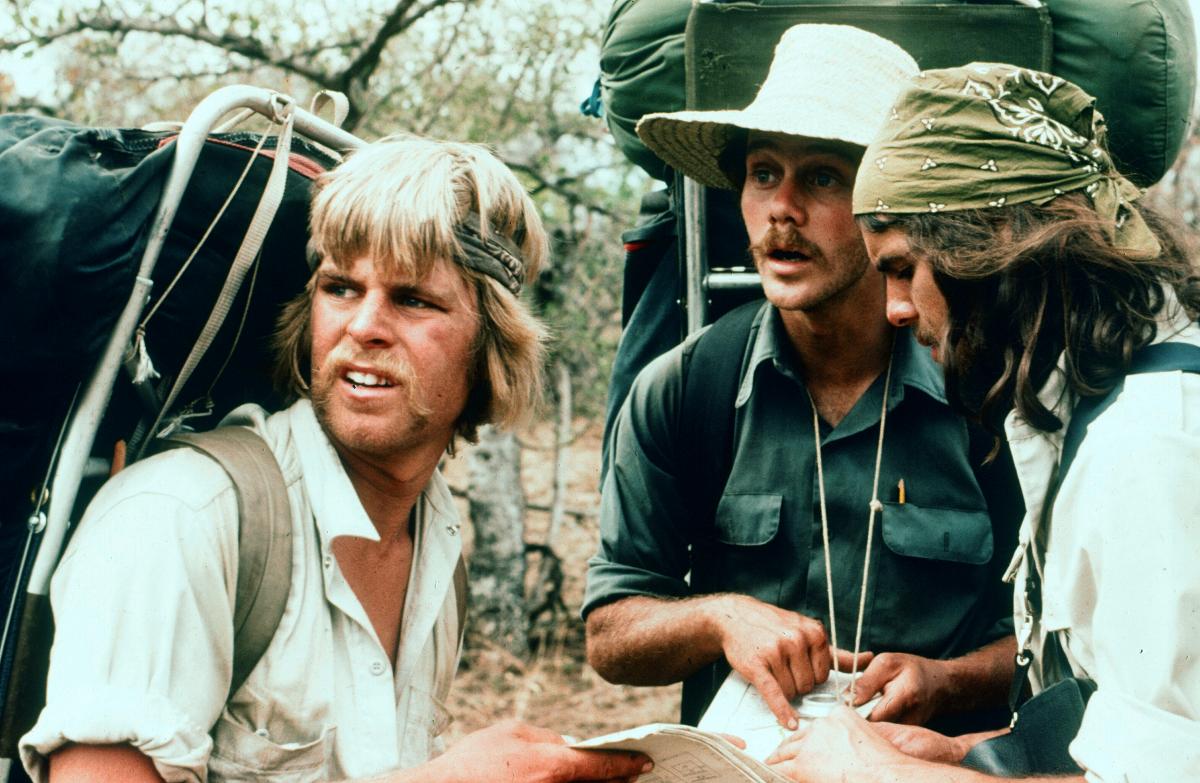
[602,0,1195,187]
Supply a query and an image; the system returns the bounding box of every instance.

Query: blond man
[21,138,649,783]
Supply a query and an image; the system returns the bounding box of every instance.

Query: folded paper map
[573,670,882,782]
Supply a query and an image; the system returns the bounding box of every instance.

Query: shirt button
[322,554,333,569]
[255,727,270,739]
[369,660,387,676]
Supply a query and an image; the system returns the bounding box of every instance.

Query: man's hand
[852,652,948,725]
[707,595,867,730]
[766,706,919,783]
[419,721,651,783]
[869,721,974,764]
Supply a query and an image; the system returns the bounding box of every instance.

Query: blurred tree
[1,0,645,659]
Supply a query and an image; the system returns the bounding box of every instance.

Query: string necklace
[808,339,895,705]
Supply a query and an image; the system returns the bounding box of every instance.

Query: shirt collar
[288,399,381,545]
[735,303,947,408]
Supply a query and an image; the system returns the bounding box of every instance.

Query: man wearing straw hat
[766,62,1200,782]
[584,25,1022,734]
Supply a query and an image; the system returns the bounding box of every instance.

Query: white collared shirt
[1004,294,1200,781]
[21,400,463,783]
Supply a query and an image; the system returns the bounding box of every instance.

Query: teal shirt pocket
[714,493,782,545]
[880,501,994,565]
[694,493,784,602]
[867,502,997,658]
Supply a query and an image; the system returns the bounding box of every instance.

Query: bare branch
[505,161,621,220]
[10,12,332,85]
[337,0,471,113]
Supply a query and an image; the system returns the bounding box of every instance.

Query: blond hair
[274,135,549,441]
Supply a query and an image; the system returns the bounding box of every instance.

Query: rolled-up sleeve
[583,346,695,617]
[20,451,240,783]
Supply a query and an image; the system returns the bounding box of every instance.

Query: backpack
[0,94,348,759]
[601,0,1195,188]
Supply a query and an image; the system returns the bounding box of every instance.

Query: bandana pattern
[853,63,1160,258]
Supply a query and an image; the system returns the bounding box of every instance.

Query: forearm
[933,636,1016,715]
[862,762,1083,783]
[585,593,734,685]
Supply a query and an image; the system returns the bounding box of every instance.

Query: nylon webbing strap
[1061,341,1200,475]
[679,301,763,522]
[151,101,298,440]
[165,427,293,699]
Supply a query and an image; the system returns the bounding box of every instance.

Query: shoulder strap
[1060,342,1200,479]
[679,301,763,517]
[164,427,293,700]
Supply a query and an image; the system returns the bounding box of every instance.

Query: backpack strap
[1009,340,1200,709]
[164,427,293,700]
[678,300,763,521]
[1060,341,1200,479]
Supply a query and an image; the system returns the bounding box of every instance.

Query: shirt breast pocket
[700,493,783,599]
[209,714,336,783]
[870,502,996,655]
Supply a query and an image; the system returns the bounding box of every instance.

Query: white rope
[808,336,895,705]
[850,344,895,703]
[811,400,840,675]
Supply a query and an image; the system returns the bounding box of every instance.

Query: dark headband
[455,211,526,294]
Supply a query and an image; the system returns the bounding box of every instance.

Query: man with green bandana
[584,25,1023,735]
[767,63,1200,782]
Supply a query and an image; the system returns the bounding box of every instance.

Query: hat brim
[637,107,872,190]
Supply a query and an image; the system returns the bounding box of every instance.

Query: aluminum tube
[683,176,708,334]
[28,86,365,595]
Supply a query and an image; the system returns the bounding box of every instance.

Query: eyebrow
[745,139,859,163]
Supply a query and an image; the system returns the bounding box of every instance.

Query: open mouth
[344,369,395,388]
[768,248,810,262]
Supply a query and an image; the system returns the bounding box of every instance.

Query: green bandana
[853,63,1160,258]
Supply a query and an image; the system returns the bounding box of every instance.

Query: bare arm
[586,594,862,729]
[586,594,729,686]
[854,636,1016,725]
[49,745,164,783]
[767,707,1084,783]
[375,721,650,783]
[51,724,651,783]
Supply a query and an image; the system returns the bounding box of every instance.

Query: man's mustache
[748,225,823,260]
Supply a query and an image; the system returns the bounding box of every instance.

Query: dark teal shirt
[584,303,1022,724]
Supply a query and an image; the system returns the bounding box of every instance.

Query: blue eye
[396,294,430,309]
[810,171,838,188]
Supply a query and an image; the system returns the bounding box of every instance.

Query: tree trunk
[529,363,571,626]
[465,424,529,660]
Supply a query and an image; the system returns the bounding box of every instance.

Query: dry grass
[440,420,681,742]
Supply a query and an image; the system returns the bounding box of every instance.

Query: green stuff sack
[601,0,690,182]
[601,0,1195,187]
[1047,0,1196,187]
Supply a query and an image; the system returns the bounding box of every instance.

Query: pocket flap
[714,493,782,546]
[880,502,993,565]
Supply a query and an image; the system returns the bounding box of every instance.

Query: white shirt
[20,400,464,783]
[1004,295,1200,782]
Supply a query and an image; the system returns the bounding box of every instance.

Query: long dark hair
[865,194,1200,434]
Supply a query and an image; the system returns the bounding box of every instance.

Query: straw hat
[636,24,918,190]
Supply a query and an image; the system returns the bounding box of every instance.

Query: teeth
[345,370,392,387]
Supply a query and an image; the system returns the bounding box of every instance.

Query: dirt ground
[440,420,681,743]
